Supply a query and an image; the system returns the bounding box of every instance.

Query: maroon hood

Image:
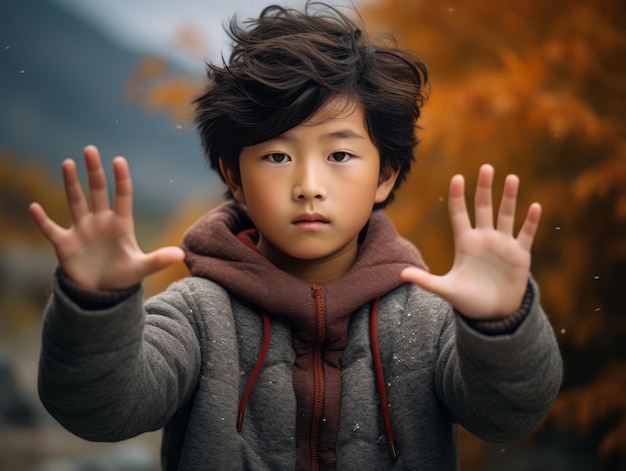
[181,201,427,334]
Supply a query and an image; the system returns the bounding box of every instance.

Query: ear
[219,158,246,204]
[374,166,400,203]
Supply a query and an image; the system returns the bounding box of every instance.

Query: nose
[292,159,327,201]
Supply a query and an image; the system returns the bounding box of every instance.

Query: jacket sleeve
[38,273,202,442]
[435,277,563,442]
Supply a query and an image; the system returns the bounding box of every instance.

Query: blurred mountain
[0,0,219,214]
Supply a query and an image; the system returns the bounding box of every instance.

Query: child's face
[224,97,398,283]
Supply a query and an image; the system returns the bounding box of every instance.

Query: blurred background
[1,0,624,469]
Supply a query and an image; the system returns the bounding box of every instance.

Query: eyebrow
[273,128,366,142]
[324,129,366,140]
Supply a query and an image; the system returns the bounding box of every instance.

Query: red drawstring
[237,303,398,462]
[369,298,399,461]
[237,312,271,432]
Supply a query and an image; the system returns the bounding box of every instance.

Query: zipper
[310,284,326,471]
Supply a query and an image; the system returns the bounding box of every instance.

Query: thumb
[139,246,186,278]
[400,266,447,298]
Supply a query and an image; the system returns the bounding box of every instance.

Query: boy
[29,3,562,470]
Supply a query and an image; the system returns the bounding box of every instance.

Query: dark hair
[194,1,429,208]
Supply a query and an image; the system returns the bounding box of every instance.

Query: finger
[83,145,110,213]
[62,158,89,221]
[400,267,449,299]
[517,202,542,251]
[496,174,519,235]
[112,156,133,218]
[138,247,186,279]
[474,164,494,229]
[29,202,66,244]
[448,174,472,235]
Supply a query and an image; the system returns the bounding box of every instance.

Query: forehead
[301,96,364,127]
[240,95,373,154]
[270,96,370,144]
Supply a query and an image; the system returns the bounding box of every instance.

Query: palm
[29,146,185,291]
[401,165,541,319]
[51,201,144,291]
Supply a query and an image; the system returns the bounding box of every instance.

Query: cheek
[334,179,380,221]
[240,175,284,216]
[241,171,276,199]
[336,169,380,200]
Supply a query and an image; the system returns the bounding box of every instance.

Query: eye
[264,153,291,163]
[328,152,353,163]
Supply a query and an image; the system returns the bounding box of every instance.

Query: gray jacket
[38,203,563,470]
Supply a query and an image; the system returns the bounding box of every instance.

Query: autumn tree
[360,0,626,467]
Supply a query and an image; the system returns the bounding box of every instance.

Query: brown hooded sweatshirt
[181,202,428,469]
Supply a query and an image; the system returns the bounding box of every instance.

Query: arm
[401,164,562,439]
[31,146,191,440]
[38,275,202,441]
[436,279,562,441]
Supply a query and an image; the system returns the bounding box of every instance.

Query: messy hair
[194,1,429,208]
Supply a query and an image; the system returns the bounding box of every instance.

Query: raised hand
[400,164,541,320]
[29,145,185,291]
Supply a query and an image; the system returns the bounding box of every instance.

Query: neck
[257,236,359,286]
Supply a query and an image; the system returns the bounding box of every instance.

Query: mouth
[292,213,330,229]
[292,213,330,224]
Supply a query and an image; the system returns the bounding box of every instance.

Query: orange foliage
[124,55,201,123]
[124,25,210,124]
[551,363,626,459]
[143,199,211,297]
[0,151,71,330]
[360,0,626,465]
[175,26,209,60]
[0,149,70,243]
[574,157,626,220]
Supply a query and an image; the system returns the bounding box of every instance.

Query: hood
[181,201,427,334]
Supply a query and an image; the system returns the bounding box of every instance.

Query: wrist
[57,267,140,311]
[458,280,534,335]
